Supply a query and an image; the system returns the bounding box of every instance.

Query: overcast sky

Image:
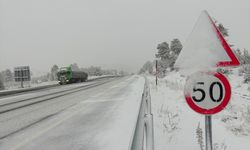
[0,0,249,76]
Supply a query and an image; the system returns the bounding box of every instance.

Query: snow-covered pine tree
[234,49,245,65]
[2,69,13,83]
[243,49,250,64]
[155,42,171,76]
[170,38,183,68]
[50,64,59,81]
[0,73,4,90]
[217,23,229,37]
[170,38,183,56]
[243,64,250,83]
[155,42,170,60]
[236,48,250,79]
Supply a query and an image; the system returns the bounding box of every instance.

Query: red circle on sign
[185,72,231,115]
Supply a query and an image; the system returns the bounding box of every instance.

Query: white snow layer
[175,10,231,75]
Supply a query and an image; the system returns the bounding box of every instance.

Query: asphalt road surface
[0,76,145,150]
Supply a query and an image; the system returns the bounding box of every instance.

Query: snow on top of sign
[175,10,239,75]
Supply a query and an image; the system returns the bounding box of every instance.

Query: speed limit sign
[184,71,231,115]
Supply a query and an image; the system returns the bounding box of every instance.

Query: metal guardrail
[0,84,59,97]
[130,77,154,150]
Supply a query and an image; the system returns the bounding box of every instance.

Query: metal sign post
[184,71,232,150]
[20,69,24,88]
[21,78,24,88]
[205,115,213,150]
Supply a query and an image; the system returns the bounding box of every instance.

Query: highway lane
[0,78,116,114]
[0,76,117,100]
[0,76,121,139]
[0,75,145,150]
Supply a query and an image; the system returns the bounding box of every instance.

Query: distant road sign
[184,71,231,115]
[14,66,31,82]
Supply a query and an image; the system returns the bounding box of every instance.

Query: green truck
[57,67,88,85]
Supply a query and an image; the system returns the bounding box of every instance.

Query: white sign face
[184,71,231,115]
[174,10,240,75]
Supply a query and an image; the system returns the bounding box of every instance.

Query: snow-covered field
[148,70,250,150]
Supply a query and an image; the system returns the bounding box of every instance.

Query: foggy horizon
[0,1,250,150]
[1,0,249,76]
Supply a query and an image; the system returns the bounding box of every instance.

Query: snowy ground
[148,70,250,150]
[1,72,249,150]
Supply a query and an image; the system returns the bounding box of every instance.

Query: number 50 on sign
[184,71,231,115]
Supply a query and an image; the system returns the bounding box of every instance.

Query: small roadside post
[174,10,240,150]
[155,60,158,86]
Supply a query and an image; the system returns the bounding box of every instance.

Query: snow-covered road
[0,76,145,150]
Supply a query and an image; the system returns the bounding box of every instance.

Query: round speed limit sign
[184,71,231,115]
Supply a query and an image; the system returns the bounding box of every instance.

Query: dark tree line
[0,69,14,90]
